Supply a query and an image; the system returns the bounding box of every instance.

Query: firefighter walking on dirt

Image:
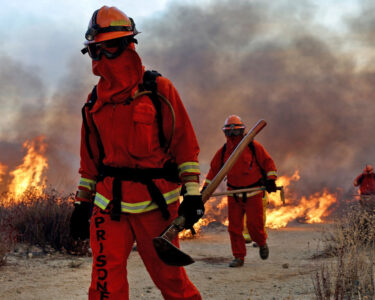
[69,6,204,299]
[203,115,277,267]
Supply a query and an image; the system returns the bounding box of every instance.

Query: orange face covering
[226,135,244,149]
[92,43,143,105]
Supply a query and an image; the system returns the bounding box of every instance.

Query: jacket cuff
[184,182,201,196]
[266,171,277,180]
[203,178,211,187]
[78,177,96,192]
[178,161,200,177]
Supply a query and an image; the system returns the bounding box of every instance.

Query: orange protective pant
[228,193,267,259]
[242,194,267,241]
[88,202,201,300]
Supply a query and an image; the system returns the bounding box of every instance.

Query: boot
[259,243,269,260]
[229,257,244,267]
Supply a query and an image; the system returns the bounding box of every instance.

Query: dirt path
[0,223,326,300]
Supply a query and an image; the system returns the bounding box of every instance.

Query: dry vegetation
[0,188,89,266]
[312,204,375,299]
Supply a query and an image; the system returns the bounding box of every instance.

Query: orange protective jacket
[76,46,200,214]
[204,138,277,192]
[354,173,375,195]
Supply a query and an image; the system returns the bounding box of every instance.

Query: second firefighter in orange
[203,115,277,267]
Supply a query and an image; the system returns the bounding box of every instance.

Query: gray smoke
[0,0,374,199]
[138,0,375,197]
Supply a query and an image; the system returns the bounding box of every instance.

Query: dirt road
[0,223,325,300]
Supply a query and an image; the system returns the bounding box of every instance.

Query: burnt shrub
[312,205,375,299]
[0,204,17,265]
[0,188,90,257]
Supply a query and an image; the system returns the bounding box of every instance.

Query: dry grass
[312,204,375,299]
[0,188,90,265]
[0,205,17,266]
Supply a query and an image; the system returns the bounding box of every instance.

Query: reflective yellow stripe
[79,177,96,191]
[267,171,277,178]
[178,162,200,176]
[204,179,211,185]
[93,187,181,214]
[228,191,263,198]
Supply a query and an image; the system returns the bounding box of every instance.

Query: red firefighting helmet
[222,115,245,137]
[364,164,374,174]
[84,6,139,45]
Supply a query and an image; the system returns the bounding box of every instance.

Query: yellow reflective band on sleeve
[178,162,200,176]
[79,177,96,191]
[93,187,181,214]
[267,171,277,178]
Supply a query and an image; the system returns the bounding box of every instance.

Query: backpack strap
[248,142,267,181]
[220,143,227,168]
[220,141,267,181]
[140,70,166,148]
[81,85,105,165]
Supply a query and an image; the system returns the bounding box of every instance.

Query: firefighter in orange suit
[69,6,204,300]
[354,164,375,195]
[354,165,375,211]
[203,115,277,267]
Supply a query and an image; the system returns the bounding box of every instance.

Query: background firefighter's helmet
[364,164,374,174]
[222,115,246,136]
[84,6,139,45]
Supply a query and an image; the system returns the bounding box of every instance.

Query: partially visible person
[354,164,375,211]
[354,164,375,195]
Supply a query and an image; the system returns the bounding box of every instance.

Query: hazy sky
[0,0,359,90]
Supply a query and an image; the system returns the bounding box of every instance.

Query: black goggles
[223,128,244,137]
[81,37,136,61]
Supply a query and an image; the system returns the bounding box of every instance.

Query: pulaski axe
[153,119,267,266]
[211,186,285,205]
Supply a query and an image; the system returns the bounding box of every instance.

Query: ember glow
[4,136,48,201]
[0,163,7,185]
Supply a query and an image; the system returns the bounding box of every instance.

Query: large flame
[266,172,336,228]
[7,136,48,200]
[180,170,337,237]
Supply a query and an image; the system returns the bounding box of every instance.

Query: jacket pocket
[128,102,156,158]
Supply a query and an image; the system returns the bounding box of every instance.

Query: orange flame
[266,172,336,228]
[8,136,48,199]
[180,170,337,236]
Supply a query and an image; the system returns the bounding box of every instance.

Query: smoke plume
[139,0,375,197]
[1,0,375,198]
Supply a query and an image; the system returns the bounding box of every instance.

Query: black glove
[178,195,205,229]
[70,202,92,240]
[265,179,277,193]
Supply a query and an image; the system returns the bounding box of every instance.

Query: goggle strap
[97,25,134,34]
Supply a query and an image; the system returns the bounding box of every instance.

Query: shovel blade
[153,236,195,266]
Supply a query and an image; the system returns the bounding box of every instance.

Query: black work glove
[70,202,92,240]
[265,179,277,193]
[178,195,205,229]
